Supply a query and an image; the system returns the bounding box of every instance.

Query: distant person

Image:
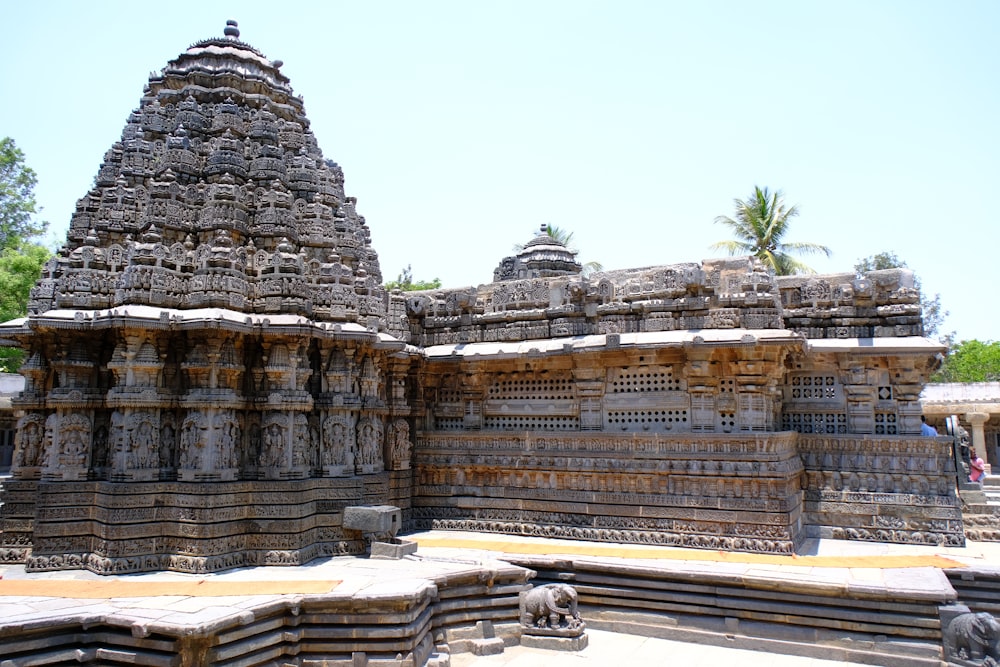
[921,416,937,436]
[969,450,986,483]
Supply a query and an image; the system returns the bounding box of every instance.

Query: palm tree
[710,186,831,275]
[542,224,575,248]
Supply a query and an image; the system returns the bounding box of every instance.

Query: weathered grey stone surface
[370,538,419,559]
[0,19,991,580]
[6,532,997,667]
[0,549,534,666]
[940,604,1000,666]
[344,505,403,538]
[0,22,416,575]
[520,633,590,651]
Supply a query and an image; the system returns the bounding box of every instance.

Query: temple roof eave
[921,382,1000,416]
[9,308,406,346]
[0,316,29,346]
[806,337,947,355]
[422,329,808,362]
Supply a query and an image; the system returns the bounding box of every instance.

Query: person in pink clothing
[969,449,986,483]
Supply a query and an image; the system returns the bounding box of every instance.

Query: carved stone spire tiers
[0,22,412,576]
[34,20,385,326]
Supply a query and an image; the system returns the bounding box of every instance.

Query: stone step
[0,558,532,667]
[511,554,950,667]
[947,570,1000,616]
[964,504,1000,516]
[978,486,1000,506]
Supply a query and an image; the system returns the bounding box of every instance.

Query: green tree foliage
[542,223,576,248]
[0,243,51,372]
[0,138,47,248]
[0,137,51,371]
[854,251,950,342]
[711,186,831,275]
[854,251,904,273]
[933,339,1000,383]
[385,264,442,291]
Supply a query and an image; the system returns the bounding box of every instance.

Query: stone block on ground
[370,539,419,559]
[520,632,589,651]
[470,637,505,656]
[343,505,402,539]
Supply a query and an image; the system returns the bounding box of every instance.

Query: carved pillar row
[966,411,991,467]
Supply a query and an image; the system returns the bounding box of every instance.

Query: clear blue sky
[2,1,996,342]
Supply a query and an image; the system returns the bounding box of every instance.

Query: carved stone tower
[0,21,416,573]
[0,23,968,574]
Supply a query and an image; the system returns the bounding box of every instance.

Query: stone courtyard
[0,20,998,667]
[0,529,998,666]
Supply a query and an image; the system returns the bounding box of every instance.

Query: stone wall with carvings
[0,313,419,573]
[412,331,959,550]
[775,269,923,339]
[0,22,967,575]
[390,256,784,346]
[798,434,963,545]
[2,476,395,573]
[414,431,805,552]
[0,24,418,574]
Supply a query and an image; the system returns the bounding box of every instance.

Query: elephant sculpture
[946,611,1000,663]
[519,583,584,631]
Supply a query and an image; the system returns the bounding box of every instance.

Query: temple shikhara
[0,22,982,577]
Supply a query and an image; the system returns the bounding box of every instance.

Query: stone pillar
[966,412,991,467]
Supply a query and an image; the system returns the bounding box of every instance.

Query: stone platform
[0,531,998,666]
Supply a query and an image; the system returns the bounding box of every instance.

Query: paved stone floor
[426,530,1000,665]
[1,530,998,665]
[449,628,872,666]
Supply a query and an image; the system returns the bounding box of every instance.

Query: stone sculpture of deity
[356,417,383,470]
[389,418,411,470]
[179,412,206,469]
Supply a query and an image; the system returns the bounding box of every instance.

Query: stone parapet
[392,262,929,347]
[517,554,954,667]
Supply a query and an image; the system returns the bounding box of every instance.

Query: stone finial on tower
[224,19,240,39]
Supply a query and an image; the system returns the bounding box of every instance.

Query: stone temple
[0,22,984,576]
